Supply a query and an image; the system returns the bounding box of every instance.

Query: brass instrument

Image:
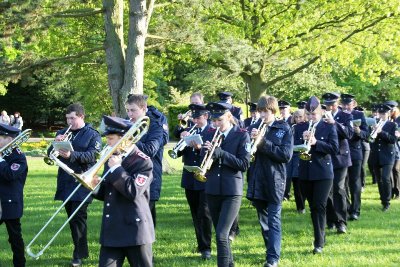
[26,116,150,259]
[43,125,72,165]
[179,110,192,128]
[293,121,316,161]
[250,119,268,162]
[168,124,197,159]
[368,119,385,143]
[182,127,223,183]
[323,110,334,122]
[0,129,32,156]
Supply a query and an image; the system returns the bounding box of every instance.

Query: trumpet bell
[299,152,311,161]
[194,172,207,183]
[43,156,55,166]
[293,144,309,153]
[168,149,178,159]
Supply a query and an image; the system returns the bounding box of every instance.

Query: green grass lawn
[1,156,400,266]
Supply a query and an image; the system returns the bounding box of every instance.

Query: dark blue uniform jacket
[286,122,306,178]
[231,106,244,128]
[244,117,261,129]
[93,147,155,247]
[246,120,293,204]
[369,121,397,166]
[136,106,168,201]
[331,110,353,169]
[177,124,212,191]
[202,125,250,196]
[297,121,339,181]
[0,148,27,220]
[349,110,369,161]
[50,124,101,202]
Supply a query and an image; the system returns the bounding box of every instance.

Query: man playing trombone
[175,103,213,260]
[48,103,102,267]
[91,116,154,267]
[0,124,28,267]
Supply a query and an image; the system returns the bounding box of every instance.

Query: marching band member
[176,104,213,260]
[288,109,308,213]
[340,94,368,221]
[297,101,307,110]
[278,100,292,126]
[0,124,28,267]
[368,104,379,185]
[203,102,250,267]
[92,116,154,267]
[217,91,244,128]
[353,106,369,190]
[296,96,339,254]
[244,102,260,129]
[368,104,397,211]
[173,92,204,138]
[247,95,293,267]
[48,103,102,267]
[125,94,168,227]
[322,92,353,234]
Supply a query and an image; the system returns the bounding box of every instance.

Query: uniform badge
[95,141,101,151]
[275,130,285,139]
[135,174,148,187]
[10,163,21,171]
[245,142,251,153]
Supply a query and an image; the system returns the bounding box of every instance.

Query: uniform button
[378,149,381,151]
[309,161,312,163]
[194,160,196,163]
[8,199,11,202]
[346,151,348,153]
[109,192,112,195]
[106,203,110,206]
[106,214,110,218]
[321,137,324,139]
[218,174,220,176]
[136,218,141,222]
[327,162,330,165]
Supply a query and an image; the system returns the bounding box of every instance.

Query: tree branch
[145,0,155,33]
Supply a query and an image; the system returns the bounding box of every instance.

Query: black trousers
[347,160,362,216]
[326,168,348,225]
[391,160,400,197]
[368,161,377,184]
[300,179,332,248]
[284,175,292,199]
[185,189,212,252]
[292,177,305,211]
[374,164,394,206]
[360,149,370,187]
[99,244,152,267]
[149,200,156,228]
[65,201,89,259]
[0,218,26,267]
[229,215,240,237]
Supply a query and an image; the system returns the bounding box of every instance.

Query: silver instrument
[369,119,385,143]
[0,129,32,157]
[168,124,197,159]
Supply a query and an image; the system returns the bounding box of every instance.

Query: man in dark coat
[92,115,154,267]
[244,102,260,129]
[247,95,293,267]
[48,103,102,266]
[0,124,28,267]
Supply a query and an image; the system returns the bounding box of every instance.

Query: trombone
[168,124,197,159]
[369,119,385,143]
[26,116,150,259]
[250,119,268,162]
[193,127,223,182]
[293,121,316,161]
[0,129,32,156]
[43,125,72,165]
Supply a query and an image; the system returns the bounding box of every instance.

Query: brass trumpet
[168,124,197,159]
[250,119,268,162]
[368,119,385,143]
[43,125,72,165]
[293,121,316,161]
[26,116,150,259]
[179,110,192,128]
[0,129,32,156]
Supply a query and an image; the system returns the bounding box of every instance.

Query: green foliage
[2,158,400,266]
[167,104,189,140]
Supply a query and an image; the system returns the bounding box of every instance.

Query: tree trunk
[241,73,269,102]
[103,0,125,114]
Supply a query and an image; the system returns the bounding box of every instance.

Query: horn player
[91,115,154,267]
[0,123,28,267]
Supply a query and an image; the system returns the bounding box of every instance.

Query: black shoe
[313,247,323,254]
[200,250,211,260]
[327,222,336,230]
[382,204,390,212]
[336,223,347,234]
[264,261,278,267]
[349,213,359,221]
[71,259,82,267]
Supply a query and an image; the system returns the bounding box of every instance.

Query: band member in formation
[174,92,204,138]
[176,104,213,260]
[297,101,307,110]
[296,96,339,254]
[278,100,292,125]
[340,93,368,221]
[217,91,244,128]
[322,93,353,234]
[91,116,154,267]
[48,103,102,267]
[244,102,260,129]
[367,104,379,184]
[247,95,293,267]
[384,100,400,199]
[369,104,397,211]
[287,109,307,213]
[125,94,168,227]
[354,106,370,190]
[0,124,28,267]
[202,102,250,267]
